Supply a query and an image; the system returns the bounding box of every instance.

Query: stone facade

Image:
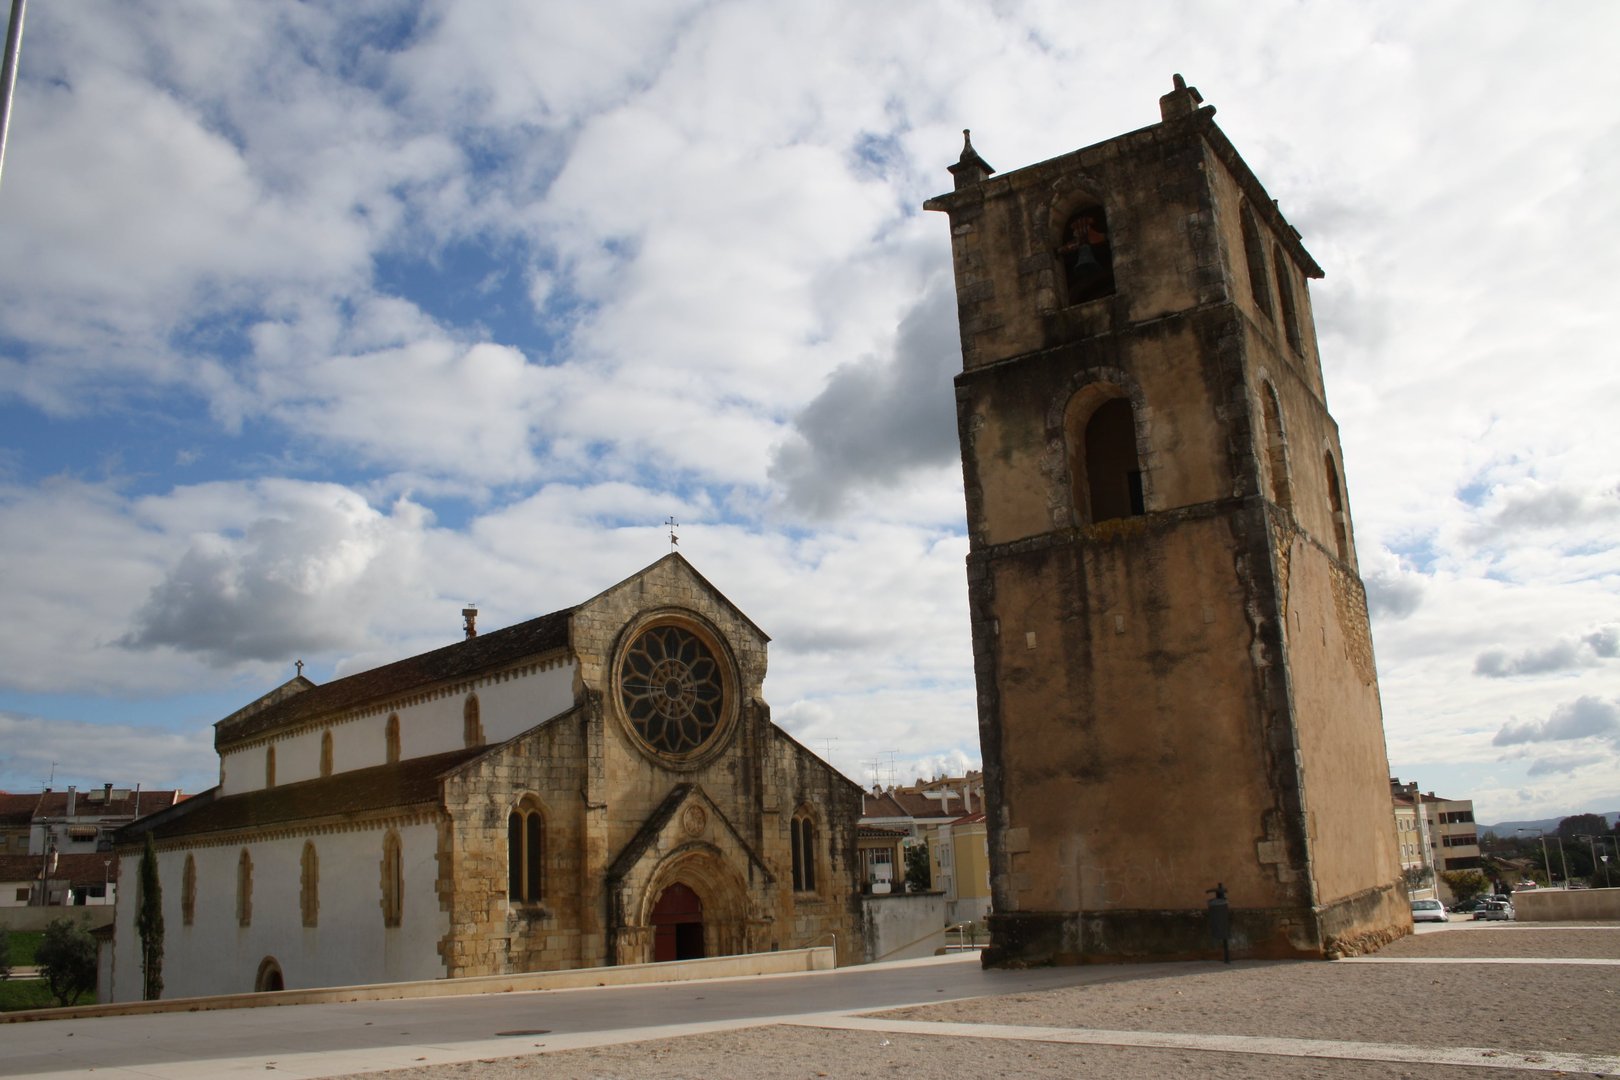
[926,77,1408,964]
[112,555,862,1000]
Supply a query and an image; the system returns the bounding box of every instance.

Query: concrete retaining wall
[860,892,947,962]
[1513,887,1620,922]
[0,907,114,933]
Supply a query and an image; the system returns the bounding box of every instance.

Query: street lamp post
[1549,835,1570,887]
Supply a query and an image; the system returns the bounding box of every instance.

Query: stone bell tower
[926,77,1408,964]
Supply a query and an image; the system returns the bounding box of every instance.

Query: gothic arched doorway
[254,956,284,992]
[651,881,705,962]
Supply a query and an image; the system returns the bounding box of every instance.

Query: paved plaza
[5,921,1617,1078]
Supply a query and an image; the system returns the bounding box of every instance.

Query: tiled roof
[119,748,486,844]
[0,852,120,887]
[215,607,574,748]
[0,792,39,826]
[862,790,971,820]
[32,790,186,820]
[858,824,909,839]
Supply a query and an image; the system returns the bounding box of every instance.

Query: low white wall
[1513,887,1620,922]
[0,907,114,932]
[860,892,947,963]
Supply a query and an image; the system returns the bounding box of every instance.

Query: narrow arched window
[1058,204,1115,305]
[265,745,276,789]
[1324,453,1350,561]
[236,848,253,928]
[385,714,401,765]
[463,694,483,748]
[319,731,334,778]
[300,842,319,928]
[1274,242,1303,354]
[181,854,197,927]
[1241,205,1273,321]
[1066,390,1145,525]
[1261,382,1292,511]
[791,810,817,892]
[381,830,404,928]
[507,798,544,903]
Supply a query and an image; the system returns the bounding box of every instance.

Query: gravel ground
[333,925,1620,1080]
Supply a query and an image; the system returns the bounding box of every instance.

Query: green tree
[136,835,164,1000]
[1557,813,1607,841]
[1440,869,1489,904]
[37,917,96,1007]
[904,843,931,893]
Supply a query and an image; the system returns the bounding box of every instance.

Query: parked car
[1451,898,1485,914]
[1474,900,1515,921]
[1410,899,1448,923]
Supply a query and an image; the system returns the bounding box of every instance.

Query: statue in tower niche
[926,78,1409,964]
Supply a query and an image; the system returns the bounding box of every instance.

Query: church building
[110,555,862,999]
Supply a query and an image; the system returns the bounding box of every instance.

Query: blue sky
[1,0,1617,823]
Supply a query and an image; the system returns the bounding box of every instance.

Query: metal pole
[0,0,26,194]
[1551,836,1570,887]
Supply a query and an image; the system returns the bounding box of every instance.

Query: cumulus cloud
[1474,627,1619,677]
[121,485,419,665]
[0,712,216,794]
[1493,696,1620,747]
[769,276,961,517]
[1364,567,1425,620]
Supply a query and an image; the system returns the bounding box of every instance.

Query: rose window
[618,624,726,756]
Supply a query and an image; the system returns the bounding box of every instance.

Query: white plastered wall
[110,821,444,1001]
[218,661,575,796]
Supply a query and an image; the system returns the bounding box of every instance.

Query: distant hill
[1480,811,1620,837]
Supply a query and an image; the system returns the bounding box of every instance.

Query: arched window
[254,956,283,993]
[181,854,197,927]
[1274,242,1303,354]
[380,830,403,928]
[463,694,483,748]
[265,745,276,789]
[1058,204,1115,305]
[1324,453,1350,561]
[1241,205,1273,321]
[319,731,334,778]
[790,810,817,892]
[236,849,253,928]
[507,797,544,904]
[1065,389,1145,525]
[300,842,319,928]
[1261,382,1292,511]
[385,714,401,765]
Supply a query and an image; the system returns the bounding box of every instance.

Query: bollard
[1206,882,1230,963]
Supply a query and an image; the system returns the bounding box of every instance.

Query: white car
[1410,899,1448,923]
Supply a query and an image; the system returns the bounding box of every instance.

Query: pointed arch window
[236,849,253,928]
[381,830,404,928]
[1241,205,1274,321]
[463,694,483,748]
[790,809,818,892]
[1325,453,1350,561]
[181,854,197,927]
[507,797,544,904]
[1261,382,1292,511]
[300,842,319,928]
[1274,242,1303,354]
[319,731,334,778]
[1065,389,1145,525]
[1058,204,1115,305]
[385,714,401,765]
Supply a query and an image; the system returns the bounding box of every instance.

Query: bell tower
[926,77,1408,963]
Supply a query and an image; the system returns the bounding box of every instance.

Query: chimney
[66,786,76,816]
[1159,73,1207,122]
[103,782,113,803]
[462,606,478,639]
